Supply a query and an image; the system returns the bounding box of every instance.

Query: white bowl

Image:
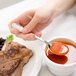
[44,38,76,76]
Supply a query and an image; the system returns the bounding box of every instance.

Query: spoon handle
[12,23,23,32]
[35,35,51,47]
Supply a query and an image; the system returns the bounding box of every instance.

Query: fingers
[8,19,20,34]
[22,14,40,34]
[15,32,42,41]
[16,33,36,41]
[8,10,35,34]
[18,10,35,26]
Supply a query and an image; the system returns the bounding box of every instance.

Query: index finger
[8,19,20,34]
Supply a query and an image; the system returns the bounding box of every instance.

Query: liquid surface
[50,42,69,55]
[46,43,76,64]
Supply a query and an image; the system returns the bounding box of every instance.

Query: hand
[8,5,54,40]
[8,0,75,41]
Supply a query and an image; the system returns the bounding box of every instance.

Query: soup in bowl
[44,38,76,76]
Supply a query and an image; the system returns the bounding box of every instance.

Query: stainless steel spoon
[12,23,69,56]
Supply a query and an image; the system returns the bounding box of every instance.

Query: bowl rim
[44,37,76,67]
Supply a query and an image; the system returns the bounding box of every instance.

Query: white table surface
[0,0,76,76]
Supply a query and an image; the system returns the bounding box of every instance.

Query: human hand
[8,4,54,40]
[9,0,75,41]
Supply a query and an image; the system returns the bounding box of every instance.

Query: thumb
[22,14,39,34]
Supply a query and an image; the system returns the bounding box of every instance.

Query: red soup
[45,41,76,64]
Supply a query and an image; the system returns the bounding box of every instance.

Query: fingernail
[22,28,28,34]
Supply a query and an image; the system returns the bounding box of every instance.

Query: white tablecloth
[0,0,76,76]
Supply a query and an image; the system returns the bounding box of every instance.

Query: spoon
[12,23,69,55]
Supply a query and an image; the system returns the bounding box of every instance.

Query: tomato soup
[45,41,76,64]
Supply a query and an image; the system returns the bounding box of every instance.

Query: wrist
[44,0,57,18]
[45,0,76,18]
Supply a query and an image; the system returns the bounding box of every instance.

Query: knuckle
[35,13,45,21]
[35,13,42,18]
[35,14,41,18]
